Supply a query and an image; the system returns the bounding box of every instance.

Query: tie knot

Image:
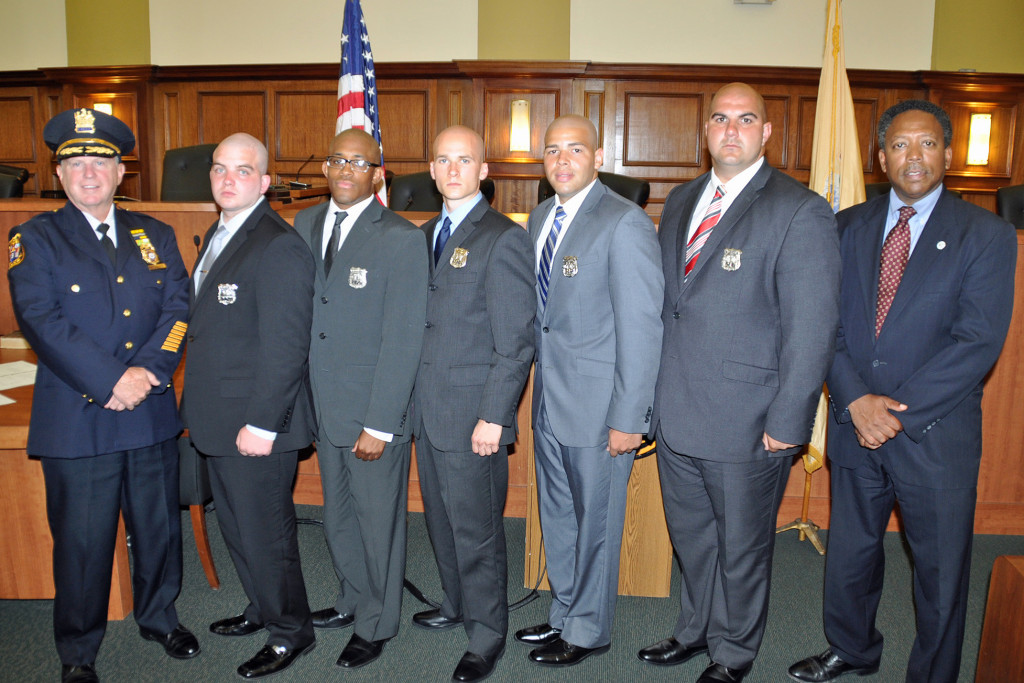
[714,185,725,200]
[98,223,111,237]
[333,211,347,228]
[554,206,566,222]
[897,205,916,223]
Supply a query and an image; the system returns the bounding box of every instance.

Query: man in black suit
[182,132,317,680]
[410,125,535,683]
[788,101,1016,683]
[8,108,197,683]
[641,83,841,683]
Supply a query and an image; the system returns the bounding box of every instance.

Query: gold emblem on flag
[562,255,578,278]
[450,247,468,268]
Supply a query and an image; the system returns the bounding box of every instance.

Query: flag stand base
[776,470,826,555]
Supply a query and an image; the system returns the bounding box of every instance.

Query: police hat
[43,108,136,160]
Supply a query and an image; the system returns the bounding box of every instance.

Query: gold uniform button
[123,309,131,317]
[88,398,94,403]
[70,284,80,292]
[116,276,125,283]
[124,341,134,350]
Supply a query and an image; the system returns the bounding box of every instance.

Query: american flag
[336,0,386,205]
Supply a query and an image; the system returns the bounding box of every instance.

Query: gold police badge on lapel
[130,228,167,270]
[450,247,468,268]
[349,267,367,289]
[217,283,238,305]
[8,233,24,269]
[721,248,742,272]
[562,255,578,278]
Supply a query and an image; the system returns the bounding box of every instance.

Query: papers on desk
[0,361,36,404]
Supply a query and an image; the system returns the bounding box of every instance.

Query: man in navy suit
[8,108,196,683]
[788,101,1016,683]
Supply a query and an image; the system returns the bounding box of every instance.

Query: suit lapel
[195,201,265,307]
[854,198,887,336]
[432,198,486,279]
[305,203,330,284]
[421,216,439,276]
[545,182,605,308]
[63,203,113,269]
[330,200,378,287]
[667,174,708,304]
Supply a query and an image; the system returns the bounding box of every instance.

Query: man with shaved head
[640,83,841,682]
[183,132,317,679]
[408,126,535,682]
[516,114,664,668]
[293,128,428,670]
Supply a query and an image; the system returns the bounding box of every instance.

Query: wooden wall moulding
[621,92,704,169]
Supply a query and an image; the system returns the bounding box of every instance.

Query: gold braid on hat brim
[55,138,121,158]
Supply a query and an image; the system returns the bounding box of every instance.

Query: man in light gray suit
[639,83,841,683]
[515,115,664,668]
[410,126,535,683]
[292,128,429,670]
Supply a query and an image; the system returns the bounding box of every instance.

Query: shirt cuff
[245,424,278,441]
[363,427,394,443]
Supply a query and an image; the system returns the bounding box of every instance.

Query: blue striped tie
[538,206,566,308]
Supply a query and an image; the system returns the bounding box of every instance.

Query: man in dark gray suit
[409,126,535,683]
[292,129,428,670]
[639,83,841,683]
[183,133,317,679]
[515,115,664,667]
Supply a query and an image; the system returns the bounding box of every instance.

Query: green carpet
[3,505,1021,682]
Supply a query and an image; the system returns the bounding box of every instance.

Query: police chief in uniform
[7,108,197,683]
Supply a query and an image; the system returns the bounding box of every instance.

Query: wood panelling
[275,90,337,160]
[482,88,560,164]
[622,92,703,168]
[0,97,36,161]
[197,91,267,147]
[943,99,1016,179]
[378,89,430,162]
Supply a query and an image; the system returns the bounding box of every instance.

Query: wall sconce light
[509,99,531,152]
[93,102,113,116]
[966,113,992,166]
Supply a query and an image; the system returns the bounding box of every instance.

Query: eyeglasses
[325,156,381,172]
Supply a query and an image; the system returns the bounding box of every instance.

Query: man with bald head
[640,83,841,682]
[409,126,535,682]
[516,115,664,667]
[183,132,317,679]
[293,128,428,670]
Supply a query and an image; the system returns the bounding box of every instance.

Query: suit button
[872,360,880,367]
[319,332,326,339]
[321,296,328,303]
[542,326,549,333]
[123,308,131,317]
[429,284,437,291]
[425,322,432,328]
[672,312,680,319]
[187,334,195,342]
[116,276,125,284]
[124,341,133,349]
[70,284,80,292]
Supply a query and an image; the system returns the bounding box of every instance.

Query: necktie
[538,206,566,308]
[324,211,347,276]
[195,224,229,292]
[433,216,452,266]
[684,185,725,278]
[98,223,116,265]
[875,205,916,337]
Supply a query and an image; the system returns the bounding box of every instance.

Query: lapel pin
[936,241,946,250]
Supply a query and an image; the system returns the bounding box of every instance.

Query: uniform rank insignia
[8,233,24,269]
[349,267,367,289]
[217,283,238,305]
[562,255,578,278]
[450,247,468,268]
[721,248,742,271]
[74,108,96,134]
[130,228,167,269]
[161,321,187,352]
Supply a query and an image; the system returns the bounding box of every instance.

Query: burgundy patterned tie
[684,185,725,278]
[875,205,916,337]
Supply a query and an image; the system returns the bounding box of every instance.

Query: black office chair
[161,144,218,201]
[538,171,650,208]
[388,171,495,212]
[0,164,29,198]
[996,185,1024,229]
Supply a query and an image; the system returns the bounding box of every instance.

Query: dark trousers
[417,436,509,657]
[205,450,313,649]
[42,439,182,665]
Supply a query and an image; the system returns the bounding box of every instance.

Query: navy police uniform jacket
[7,202,190,458]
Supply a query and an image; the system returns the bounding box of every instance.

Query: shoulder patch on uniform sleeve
[8,233,24,269]
[161,321,187,353]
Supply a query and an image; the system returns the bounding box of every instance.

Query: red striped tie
[685,185,725,277]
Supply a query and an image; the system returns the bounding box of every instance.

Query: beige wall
[66,0,149,66]
[1,0,67,70]
[148,0,477,65]
[932,0,1024,73]
[570,0,935,70]
[479,0,569,59]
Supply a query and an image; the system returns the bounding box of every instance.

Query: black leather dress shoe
[335,633,388,669]
[236,642,315,679]
[788,649,879,682]
[696,662,751,682]
[61,664,99,683]
[140,624,201,659]
[413,608,464,630]
[514,623,561,645]
[210,615,264,637]
[528,638,610,667]
[637,636,708,666]
[452,648,503,682]
[311,607,355,630]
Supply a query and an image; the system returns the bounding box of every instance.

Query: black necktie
[434,217,452,266]
[324,211,347,277]
[98,223,116,265]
